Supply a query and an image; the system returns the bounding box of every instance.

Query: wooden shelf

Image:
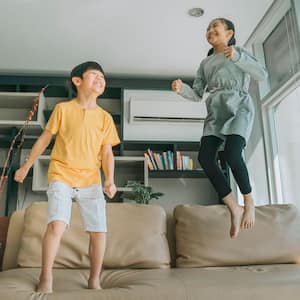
[0,92,46,129]
[43,110,121,124]
[149,169,207,178]
[111,113,121,124]
[32,155,148,191]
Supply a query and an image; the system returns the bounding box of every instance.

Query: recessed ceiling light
[188,8,204,17]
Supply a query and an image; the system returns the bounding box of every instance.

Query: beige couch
[1,202,300,300]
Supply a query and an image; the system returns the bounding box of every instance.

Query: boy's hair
[70,61,105,93]
[207,18,236,56]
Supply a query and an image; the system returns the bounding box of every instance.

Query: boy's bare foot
[88,278,102,290]
[229,205,244,239]
[241,195,255,229]
[36,276,53,294]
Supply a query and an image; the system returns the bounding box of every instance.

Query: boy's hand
[14,165,30,183]
[171,79,183,93]
[224,46,235,60]
[103,181,117,199]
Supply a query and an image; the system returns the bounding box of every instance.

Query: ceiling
[0,0,274,78]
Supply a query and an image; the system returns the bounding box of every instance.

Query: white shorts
[47,181,107,232]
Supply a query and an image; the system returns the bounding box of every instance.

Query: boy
[14,61,120,293]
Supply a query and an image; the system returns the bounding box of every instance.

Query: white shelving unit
[111,156,148,191]
[0,92,46,129]
[32,155,148,192]
[32,155,50,191]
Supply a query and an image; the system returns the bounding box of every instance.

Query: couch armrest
[0,216,9,271]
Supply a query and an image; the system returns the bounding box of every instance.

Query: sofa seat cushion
[1,265,300,300]
[175,204,300,267]
[17,202,170,269]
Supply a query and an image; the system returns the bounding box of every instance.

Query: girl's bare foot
[223,193,244,239]
[36,275,53,294]
[229,205,244,239]
[88,277,102,290]
[241,194,255,229]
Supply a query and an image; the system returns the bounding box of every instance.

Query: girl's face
[206,19,233,47]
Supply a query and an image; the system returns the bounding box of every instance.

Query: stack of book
[144,148,193,171]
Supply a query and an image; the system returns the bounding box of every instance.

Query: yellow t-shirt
[45,100,120,187]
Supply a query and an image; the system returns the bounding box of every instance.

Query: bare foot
[241,196,255,229]
[88,278,102,290]
[36,276,53,294]
[229,205,244,239]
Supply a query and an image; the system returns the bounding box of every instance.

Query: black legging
[198,135,252,199]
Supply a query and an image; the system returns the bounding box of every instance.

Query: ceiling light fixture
[188,8,204,17]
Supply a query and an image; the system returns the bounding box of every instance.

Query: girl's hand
[171,79,183,93]
[224,46,235,60]
[103,180,117,199]
[14,165,30,183]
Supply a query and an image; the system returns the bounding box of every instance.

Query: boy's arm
[14,130,53,183]
[101,144,116,199]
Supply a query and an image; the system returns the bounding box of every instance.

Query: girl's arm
[231,46,268,81]
[178,62,206,102]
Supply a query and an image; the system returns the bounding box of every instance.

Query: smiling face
[72,69,106,96]
[206,19,234,47]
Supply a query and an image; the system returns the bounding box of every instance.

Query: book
[158,153,166,170]
[190,158,193,170]
[144,153,154,170]
[147,148,157,170]
[154,152,163,170]
[167,150,174,170]
[162,152,169,170]
[176,151,182,170]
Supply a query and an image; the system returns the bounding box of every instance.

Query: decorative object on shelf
[0,85,48,196]
[121,182,164,205]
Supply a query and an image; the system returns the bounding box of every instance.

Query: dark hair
[207,18,236,56]
[70,61,105,93]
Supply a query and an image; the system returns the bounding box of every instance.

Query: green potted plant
[121,182,164,204]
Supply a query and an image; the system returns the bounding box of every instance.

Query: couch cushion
[17,202,170,269]
[175,204,300,267]
[2,210,25,271]
[0,216,9,270]
[1,265,300,300]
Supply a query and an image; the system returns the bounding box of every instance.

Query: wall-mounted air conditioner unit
[129,99,205,123]
[123,89,207,142]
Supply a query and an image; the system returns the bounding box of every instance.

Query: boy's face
[73,69,106,96]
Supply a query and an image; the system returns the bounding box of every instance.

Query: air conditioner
[123,89,207,142]
[129,99,206,123]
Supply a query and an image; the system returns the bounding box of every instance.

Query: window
[263,8,300,92]
[273,85,300,208]
[245,0,300,204]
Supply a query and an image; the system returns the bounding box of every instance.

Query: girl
[172,18,267,239]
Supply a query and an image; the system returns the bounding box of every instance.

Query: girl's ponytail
[207,48,214,56]
[228,36,236,46]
